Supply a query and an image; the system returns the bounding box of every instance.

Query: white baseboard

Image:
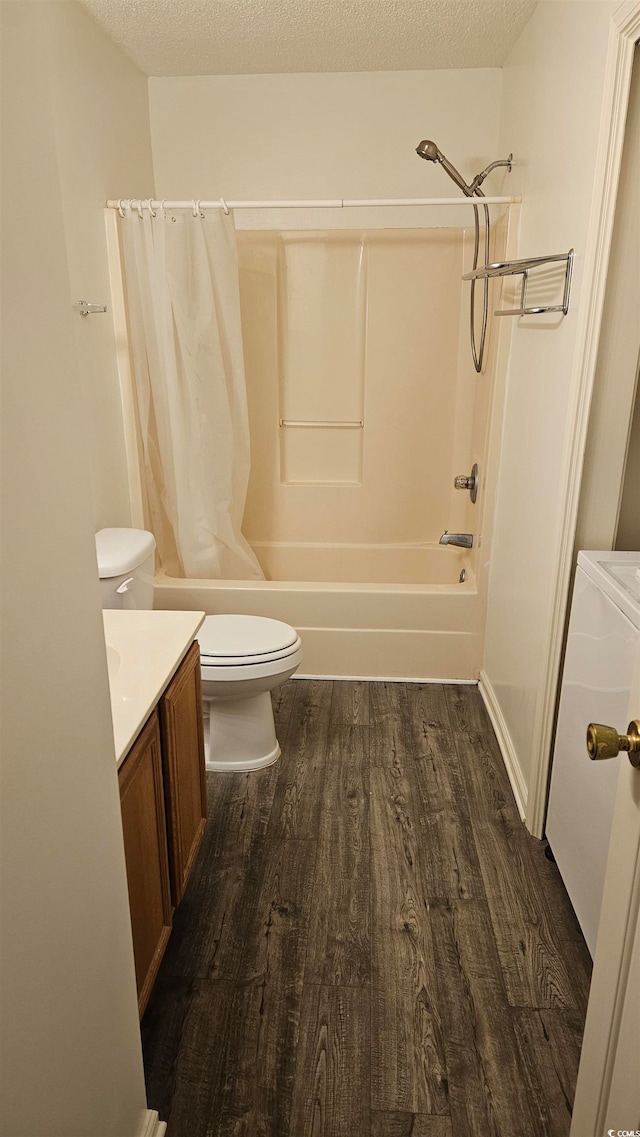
[478,669,528,822]
[136,1111,167,1137]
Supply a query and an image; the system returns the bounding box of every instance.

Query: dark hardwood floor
[142,680,591,1137]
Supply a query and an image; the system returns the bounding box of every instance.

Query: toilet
[200,614,302,772]
[95,528,303,772]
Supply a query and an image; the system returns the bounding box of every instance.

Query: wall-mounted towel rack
[462,249,574,317]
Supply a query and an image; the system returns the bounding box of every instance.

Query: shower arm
[467,156,513,197]
[415,140,512,200]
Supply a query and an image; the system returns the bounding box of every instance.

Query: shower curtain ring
[149,200,157,218]
[196,199,205,218]
[219,198,229,215]
[117,199,126,218]
[137,200,144,219]
[192,199,199,217]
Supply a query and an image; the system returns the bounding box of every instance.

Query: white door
[570,648,640,1134]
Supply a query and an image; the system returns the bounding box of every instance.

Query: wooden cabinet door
[118,710,172,1017]
[160,640,207,905]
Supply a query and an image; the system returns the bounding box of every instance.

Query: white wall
[148,68,504,223]
[0,4,148,1135]
[45,1,155,530]
[482,1,617,814]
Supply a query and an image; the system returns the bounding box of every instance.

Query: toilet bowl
[199,614,303,772]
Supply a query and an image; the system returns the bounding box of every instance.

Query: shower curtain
[119,207,263,579]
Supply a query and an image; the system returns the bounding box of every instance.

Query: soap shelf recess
[462,248,574,317]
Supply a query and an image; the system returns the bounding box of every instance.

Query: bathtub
[153,542,483,681]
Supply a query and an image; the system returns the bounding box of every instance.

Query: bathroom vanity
[104,610,206,1015]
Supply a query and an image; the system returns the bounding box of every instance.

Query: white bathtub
[153,542,482,681]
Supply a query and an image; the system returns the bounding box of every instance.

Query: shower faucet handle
[453,463,479,504]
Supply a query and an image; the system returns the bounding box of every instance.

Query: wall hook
[73,300,108,317]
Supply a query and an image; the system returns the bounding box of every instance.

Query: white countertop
[103,609,205,766]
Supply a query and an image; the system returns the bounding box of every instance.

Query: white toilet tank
[95,528,156,610]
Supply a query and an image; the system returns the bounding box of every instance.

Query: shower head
[415,139,440,163]
[415,139,474,196]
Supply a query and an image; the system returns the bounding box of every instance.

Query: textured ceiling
[79,0,538,77]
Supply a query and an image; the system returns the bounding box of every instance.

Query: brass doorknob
[586,720,640,768]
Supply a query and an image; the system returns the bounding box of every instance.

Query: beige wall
[44,1,155,530]
[0,4,147,1135]
[148,68,504,215]
[482,1,617,806]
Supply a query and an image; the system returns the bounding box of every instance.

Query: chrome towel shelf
[462,248,574,317]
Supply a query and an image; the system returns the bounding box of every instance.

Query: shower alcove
[113,209,513,680]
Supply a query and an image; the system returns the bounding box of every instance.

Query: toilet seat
[202,642,302,668]
[199,613,303,772]
[199,614,302,670]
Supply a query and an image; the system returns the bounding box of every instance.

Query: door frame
[528,0,640,838]
[570,653,640,1133]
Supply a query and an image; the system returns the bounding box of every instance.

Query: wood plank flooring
[142,680,592,1137]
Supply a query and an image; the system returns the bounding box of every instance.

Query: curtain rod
[107,196,520,213]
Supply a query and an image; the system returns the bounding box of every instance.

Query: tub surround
[154,562,482,680]
[238,228,482,553]
[104,609,205,765]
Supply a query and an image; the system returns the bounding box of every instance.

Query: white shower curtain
[119,207,263,579]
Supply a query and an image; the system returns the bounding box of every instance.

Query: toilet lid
[199,614,299,660]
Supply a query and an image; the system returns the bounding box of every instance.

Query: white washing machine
[546,550,640,957]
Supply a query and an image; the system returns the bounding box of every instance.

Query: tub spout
[439,531,473,548]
